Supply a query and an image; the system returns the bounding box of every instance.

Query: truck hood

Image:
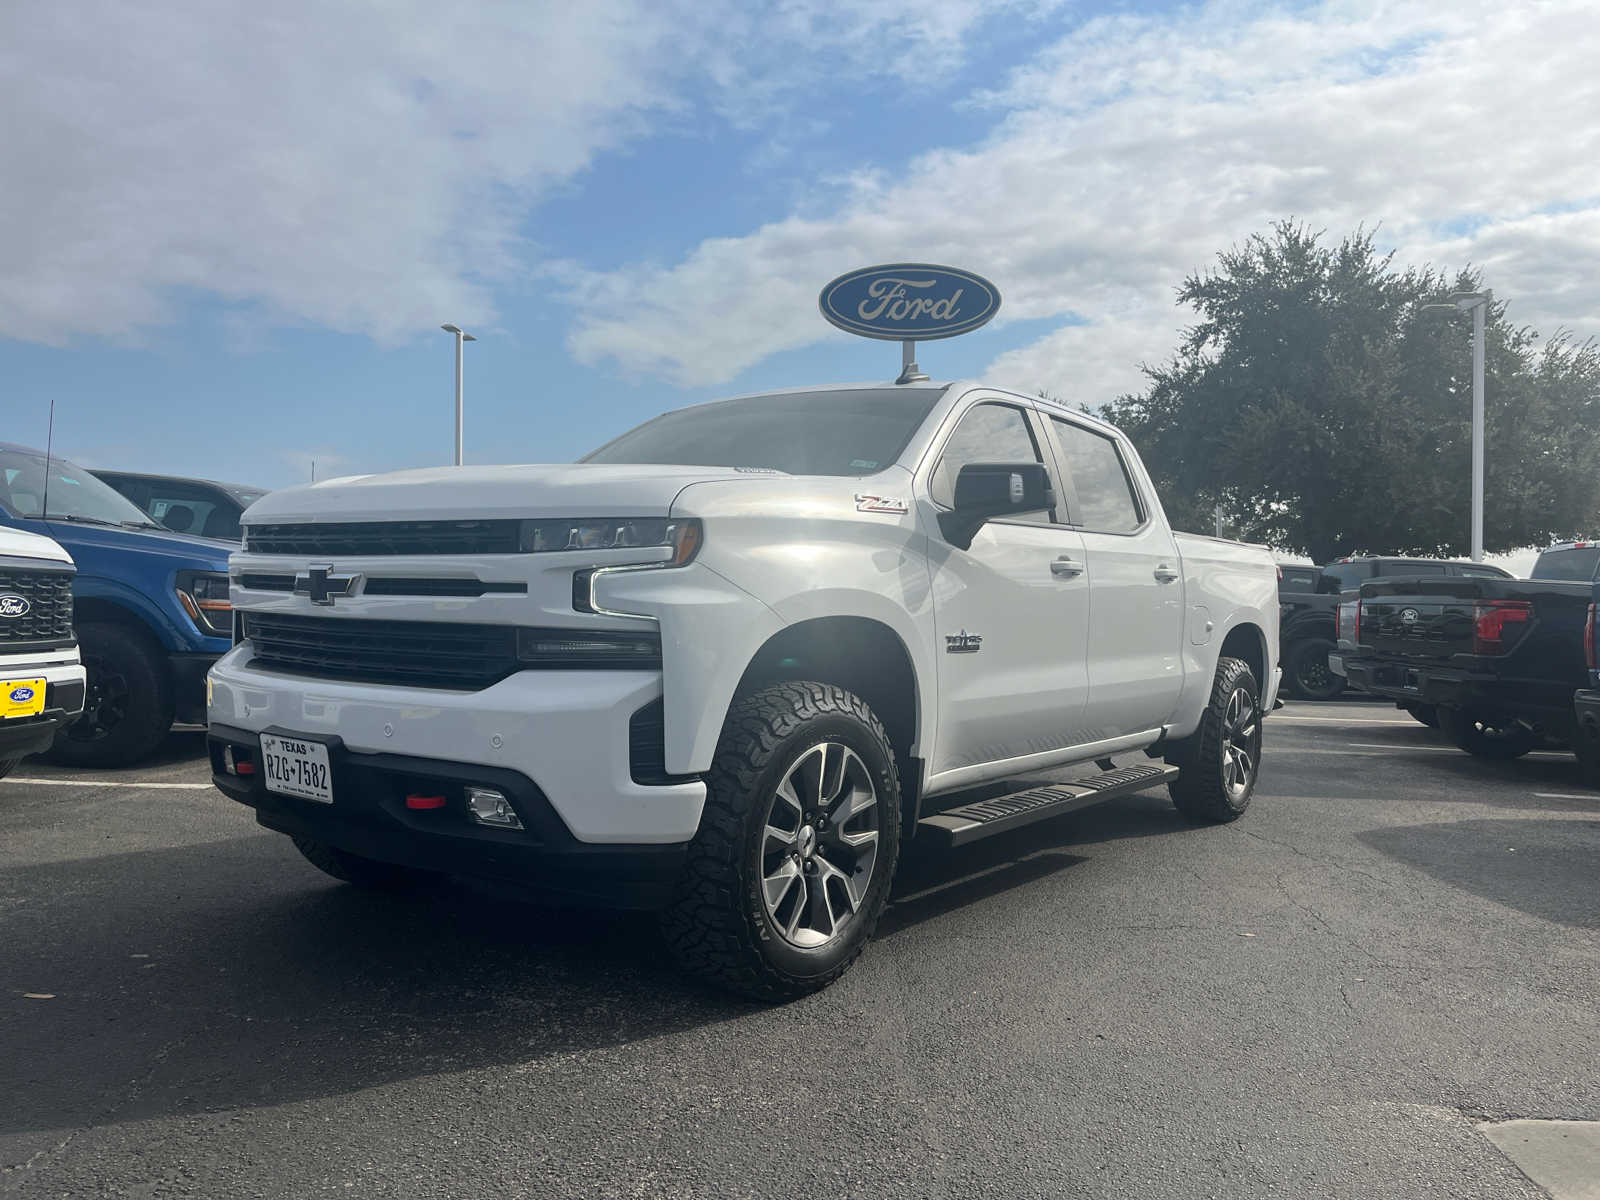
[41,520,234,571]
[243,464,763,524]
[0,524,74,565]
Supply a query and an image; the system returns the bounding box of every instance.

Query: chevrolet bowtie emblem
[295,565,360,606]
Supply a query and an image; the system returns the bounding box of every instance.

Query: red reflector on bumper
[405,793,447,810]
[234,760,255,776]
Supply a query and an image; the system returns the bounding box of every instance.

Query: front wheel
[50,622,175,767]
[1285,636,1343,701]
[661,681,901,1001]
[1438,707,1537,761]
[1166,657,1262,823]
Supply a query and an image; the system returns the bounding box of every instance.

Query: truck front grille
[243,613,517,690]
[244,520,521,556]
[0,569,75,648]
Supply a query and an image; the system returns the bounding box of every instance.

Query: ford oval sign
[9,685,34,704]
[819,263,1001,341]
[0,594,30,619]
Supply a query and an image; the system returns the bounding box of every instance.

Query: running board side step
[916,763,1180,848]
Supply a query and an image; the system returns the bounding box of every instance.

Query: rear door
[922,398,1092,777]
[1043,414,1184,739]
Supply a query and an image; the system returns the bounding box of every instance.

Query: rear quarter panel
[1169,532,1280,737]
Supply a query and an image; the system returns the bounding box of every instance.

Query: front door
[922,399,1093,778]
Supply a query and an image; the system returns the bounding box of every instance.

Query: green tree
[1101,222,1600,563]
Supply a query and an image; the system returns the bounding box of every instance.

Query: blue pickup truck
[1,442,233,765]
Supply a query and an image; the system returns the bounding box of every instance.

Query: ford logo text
[0,594,31,619]
[9,685,35,703]
[819,263,1001,341]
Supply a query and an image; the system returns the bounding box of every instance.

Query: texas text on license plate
[260,733,333,803]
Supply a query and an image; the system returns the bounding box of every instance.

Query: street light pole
[440,324,477,466]
[1422,290,1492,562]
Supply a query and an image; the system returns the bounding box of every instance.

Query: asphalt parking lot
[3,700,1597,1199]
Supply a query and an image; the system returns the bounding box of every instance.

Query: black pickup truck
[1336,567,1590,760]
[1279,556,1509,701]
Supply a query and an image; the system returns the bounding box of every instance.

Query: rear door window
[1049,418,1143,533]
[1319,562,1373,593]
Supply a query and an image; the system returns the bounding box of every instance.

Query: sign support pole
[897,338,928,385]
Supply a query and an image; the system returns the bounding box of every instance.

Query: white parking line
[1534,792,1599,801]
[0,776,213,791]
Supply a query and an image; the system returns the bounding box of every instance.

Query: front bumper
[206,646,706,845]
[209,723,688,908]
[1574,690,1600,760]
[0,667,86,760]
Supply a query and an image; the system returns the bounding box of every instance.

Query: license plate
[2,678,47,720]
[260,734,333,803]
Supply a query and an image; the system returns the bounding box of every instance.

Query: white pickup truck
[208,381,1279,997]
[1,526,87,779]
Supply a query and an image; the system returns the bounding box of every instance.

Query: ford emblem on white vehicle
[0,594,31,618]
[819,263,1001,341]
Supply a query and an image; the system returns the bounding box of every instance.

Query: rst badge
[946,630,983,654]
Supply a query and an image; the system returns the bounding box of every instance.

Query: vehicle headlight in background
[518,518,702,564]
[176,570,233,637]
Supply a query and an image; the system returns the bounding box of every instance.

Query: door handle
[1153,563,1180,583]
[1051,556,1084,578]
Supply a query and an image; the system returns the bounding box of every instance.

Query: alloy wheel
[1221,687,1261,802]
[760,741,881,949]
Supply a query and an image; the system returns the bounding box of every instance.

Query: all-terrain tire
[1285,636,1343,701]
[1165,657,1261,823]
[291,836,443,890]
[50,622,175,767]
[1437,706,1537,761]
[660,681,901,1002]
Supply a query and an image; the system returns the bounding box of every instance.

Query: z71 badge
[945,630,983,654]
[855,494,909,514]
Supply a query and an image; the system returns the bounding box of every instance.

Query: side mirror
[938,462,1054,550]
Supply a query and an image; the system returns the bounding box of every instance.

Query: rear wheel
[50,622,175,767]
[1285,636,1343,701]
[291,837,442,890]
[1438,707,1537,760]
[1166,657,1262,823]
[661,681,900,1001]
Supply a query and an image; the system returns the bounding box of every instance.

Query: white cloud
[0,0,1045,347]
[567,0,1600,403]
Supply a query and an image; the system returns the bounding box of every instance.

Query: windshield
[583,388,943,476]
[1532,546,1600,581]
[227,486,267,506]
[0,446,159,526]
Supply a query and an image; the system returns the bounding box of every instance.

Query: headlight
[176,570,233,637]
[518,518,702,564]
[515,628,661,669]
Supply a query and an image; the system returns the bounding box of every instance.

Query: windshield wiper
[42,514,119,528]
[119,519,165,531]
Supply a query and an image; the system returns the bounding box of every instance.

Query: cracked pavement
[2,700,1596,1198]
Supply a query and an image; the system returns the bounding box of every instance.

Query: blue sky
[3,0,1597,493]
